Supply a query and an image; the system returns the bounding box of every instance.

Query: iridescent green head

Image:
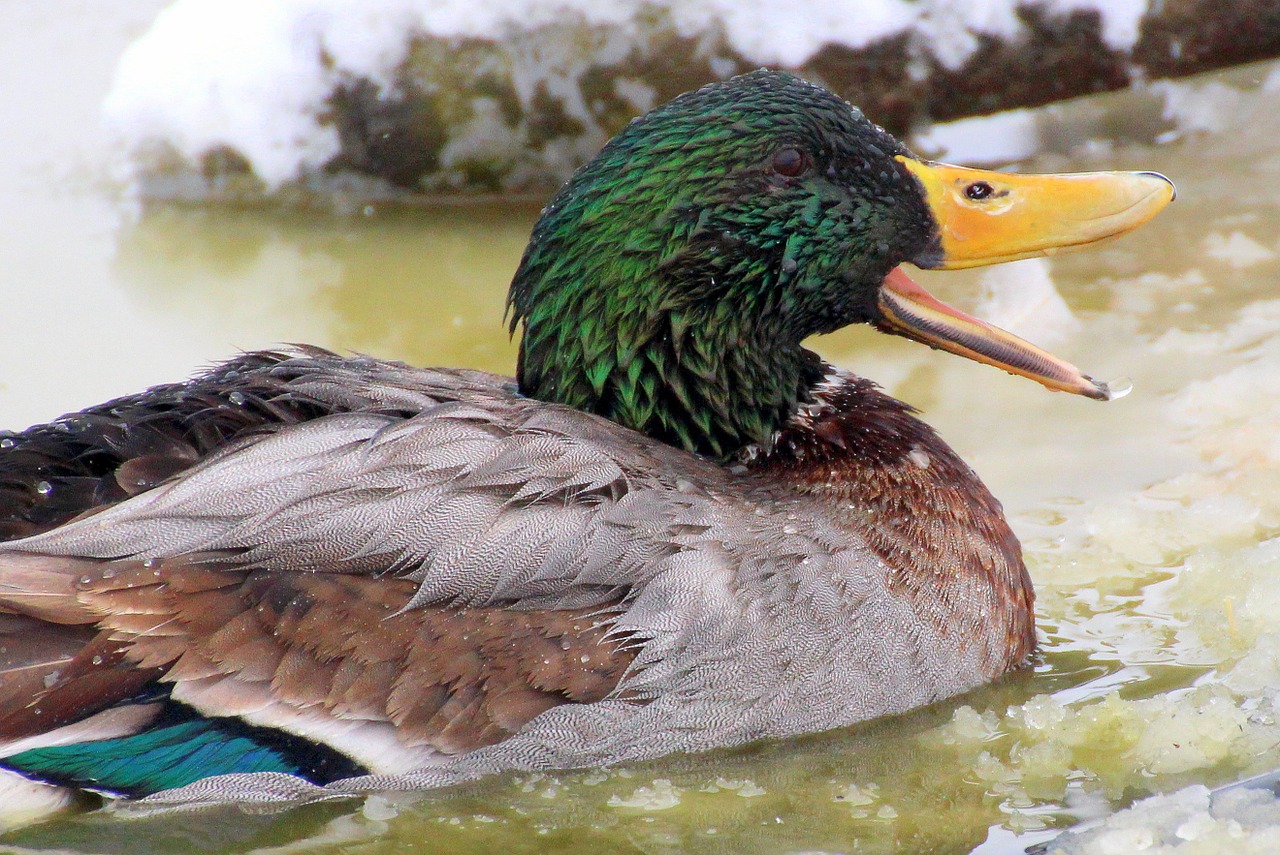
[507,70,1174,459]
[508,70,932,459]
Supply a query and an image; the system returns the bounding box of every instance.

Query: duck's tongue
[876,266,1122,400]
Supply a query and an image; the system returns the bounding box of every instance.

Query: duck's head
[509,70,1173,460]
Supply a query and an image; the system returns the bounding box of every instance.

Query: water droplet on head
[35,480,53,495]
[228,391,246,405]
[0,438,15,449]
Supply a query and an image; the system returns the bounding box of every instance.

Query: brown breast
[745,374,1036,677]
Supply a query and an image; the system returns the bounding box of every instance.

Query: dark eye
[965,181,994,200]
[771,146,810,177]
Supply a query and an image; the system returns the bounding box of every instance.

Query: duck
[0,70,1172,809]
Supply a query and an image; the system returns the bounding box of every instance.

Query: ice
[911,109,1042,165]
[1045,786,1280,854]
[916,295,1280,847]
[1202,231,1277,269]
[1156,79,1250,138]
[973,258,1082,347]
[606,778,683,810]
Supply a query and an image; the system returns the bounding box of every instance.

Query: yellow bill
[882,158,1175,399]
[898,158,1175,269]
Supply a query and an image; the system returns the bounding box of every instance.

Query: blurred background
[3,2,1280,853]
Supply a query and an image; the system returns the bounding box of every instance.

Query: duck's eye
[964,181,995,200]
[771,146,810,177]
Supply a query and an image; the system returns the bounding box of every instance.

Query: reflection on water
[4,6,1280,850]
[113,204,534,376]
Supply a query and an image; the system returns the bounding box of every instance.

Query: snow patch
[105,0,1152,188]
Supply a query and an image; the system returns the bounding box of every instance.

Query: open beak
[880,158,1175,400]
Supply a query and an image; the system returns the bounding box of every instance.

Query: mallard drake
[0,70,1171,808]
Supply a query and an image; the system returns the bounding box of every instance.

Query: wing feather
[7,390,731,613]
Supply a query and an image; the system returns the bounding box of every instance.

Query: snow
[104,0,1152,189]
[1047,0,1147,51]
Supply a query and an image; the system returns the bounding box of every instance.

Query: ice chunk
[1202,231,1277,269]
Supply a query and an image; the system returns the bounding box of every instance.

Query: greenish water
[4,5,1280,853]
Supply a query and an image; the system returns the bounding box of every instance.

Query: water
[3,5,1280,853]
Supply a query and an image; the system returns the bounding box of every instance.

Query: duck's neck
[749,374,1036,670]
[510,202,831,460]
[518,313,824,461]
